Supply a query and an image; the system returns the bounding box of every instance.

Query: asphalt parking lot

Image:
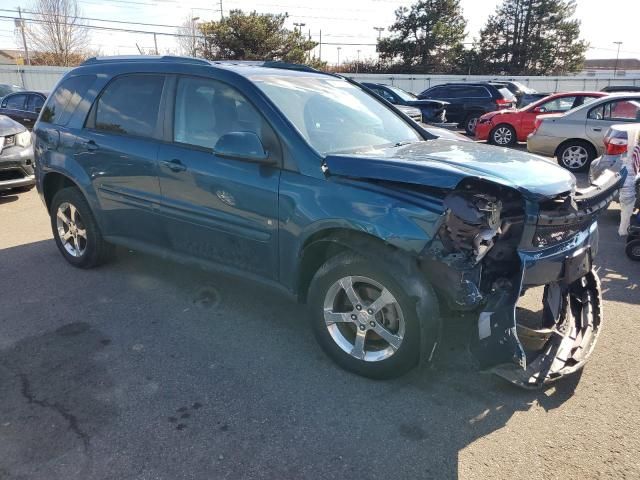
[1,183,639,479]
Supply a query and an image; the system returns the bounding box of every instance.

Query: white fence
[346,73,640,94]
[2,64,640,95]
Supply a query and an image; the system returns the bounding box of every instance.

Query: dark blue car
[33,56,622,388]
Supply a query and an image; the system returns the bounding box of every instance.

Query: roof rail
[211,60,323,74]
[81,55,211,66]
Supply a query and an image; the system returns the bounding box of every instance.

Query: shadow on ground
[0,239,598,479]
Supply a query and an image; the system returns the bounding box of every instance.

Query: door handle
[592,127,602,132]
[84,140,99,151]
[161,159,187,172]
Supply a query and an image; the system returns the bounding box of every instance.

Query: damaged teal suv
[34,57,623,388]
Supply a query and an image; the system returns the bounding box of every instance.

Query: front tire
[490,124,517,146]
[50,187,112,268]
[308,250,437,379]
[557,141,596,172]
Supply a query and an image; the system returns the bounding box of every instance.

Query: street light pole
[16,7,30,66]
[293,22,306,34]
[337,47,341,68]
[613,41,623,78]
[191,16,200,57]
[356,49,361,73]
[373,27,384,61]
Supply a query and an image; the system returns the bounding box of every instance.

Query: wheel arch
[296,228,401,303]
[553,138,597,159]
[43,171,83,212]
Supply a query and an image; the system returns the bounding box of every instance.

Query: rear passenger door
[77,74,168,245]
[157,75,281,279]
[585,98,640,150]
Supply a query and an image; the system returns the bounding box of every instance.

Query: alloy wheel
[323,276,405,362]
[561,145,589,170]
[467,117,479,134]
[56,201,87,257]
[493,126,513,145]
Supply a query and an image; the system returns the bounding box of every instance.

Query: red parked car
[475,91,607,145]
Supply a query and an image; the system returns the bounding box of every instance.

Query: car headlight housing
[15,130,32,148]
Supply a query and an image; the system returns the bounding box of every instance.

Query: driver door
[158,75,281,279]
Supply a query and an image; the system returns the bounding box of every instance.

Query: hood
[324,140,576,200]
[405,99,449,108]
[480,109,520,121]
[396,105,421,116]
[0,115,26,136]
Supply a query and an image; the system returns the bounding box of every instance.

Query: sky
[0,0,638,66]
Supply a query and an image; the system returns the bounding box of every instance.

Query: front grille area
[533,220,591,248]
[0,168,25,182]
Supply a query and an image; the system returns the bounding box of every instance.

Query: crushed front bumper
[472,222,602,388]
[471,170,623,389]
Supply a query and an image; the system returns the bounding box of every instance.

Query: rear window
[41,75,96,126]
[498,88,517,101]
[94,74,164,138]
[3,93,27,110]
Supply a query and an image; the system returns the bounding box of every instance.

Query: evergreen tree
[476,0,587,75]
[377,0,467,73]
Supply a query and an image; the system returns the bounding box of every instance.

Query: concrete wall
[2,64,640,95]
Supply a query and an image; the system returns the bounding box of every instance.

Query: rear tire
[490,124,517,146]
[307,250,438,379]
[50,187,113,268]
[557,141,596,172]
[464,113,481,135]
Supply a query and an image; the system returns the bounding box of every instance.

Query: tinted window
[449,86,490,98]
[41,75,95,125]
[424,86,447,97]
[27,94,45,112]
[174,76,266,150]
[4,94,27,110]
[588,99,640,122]
[376,88,397,103]
[95,75,164,138]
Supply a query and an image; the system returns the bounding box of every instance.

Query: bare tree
[176,16,199,57]
[25,0,91,66]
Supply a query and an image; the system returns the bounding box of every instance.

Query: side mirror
[213,131,272,164]
[533,106,547,113]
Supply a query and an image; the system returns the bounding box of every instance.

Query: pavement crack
[18,373,90,451]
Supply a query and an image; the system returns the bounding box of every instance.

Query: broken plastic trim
[491,270,602,389]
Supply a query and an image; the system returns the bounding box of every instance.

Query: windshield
[252,75,422,155]
[387,85,418,101]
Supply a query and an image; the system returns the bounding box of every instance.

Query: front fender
[278,171,443,292]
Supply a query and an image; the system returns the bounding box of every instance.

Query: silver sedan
[527,93,640,172]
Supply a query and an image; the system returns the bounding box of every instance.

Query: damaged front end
[421,170,624,389]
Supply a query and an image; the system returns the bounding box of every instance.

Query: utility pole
[219,0,224,20]
[319,29,322,61]
[373,27,384,62]
[191,16,200,57]
[613,41,623,78]
[356,49,360,73]
[153,33,158,55]
[337,47,341,68]
[16,7,30,66]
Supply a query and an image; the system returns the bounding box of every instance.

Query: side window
[380,89,396,103]
[94,75,164,138]
[173,76,269,151]
[425,86,446,98]
[469,86,491,98]
[540,96,577,112]
[589,100,640,121]
[27,94,45,112]
[41,75,96,125]
[5,94,27,110]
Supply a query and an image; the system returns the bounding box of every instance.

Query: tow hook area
[472,269,602,389]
